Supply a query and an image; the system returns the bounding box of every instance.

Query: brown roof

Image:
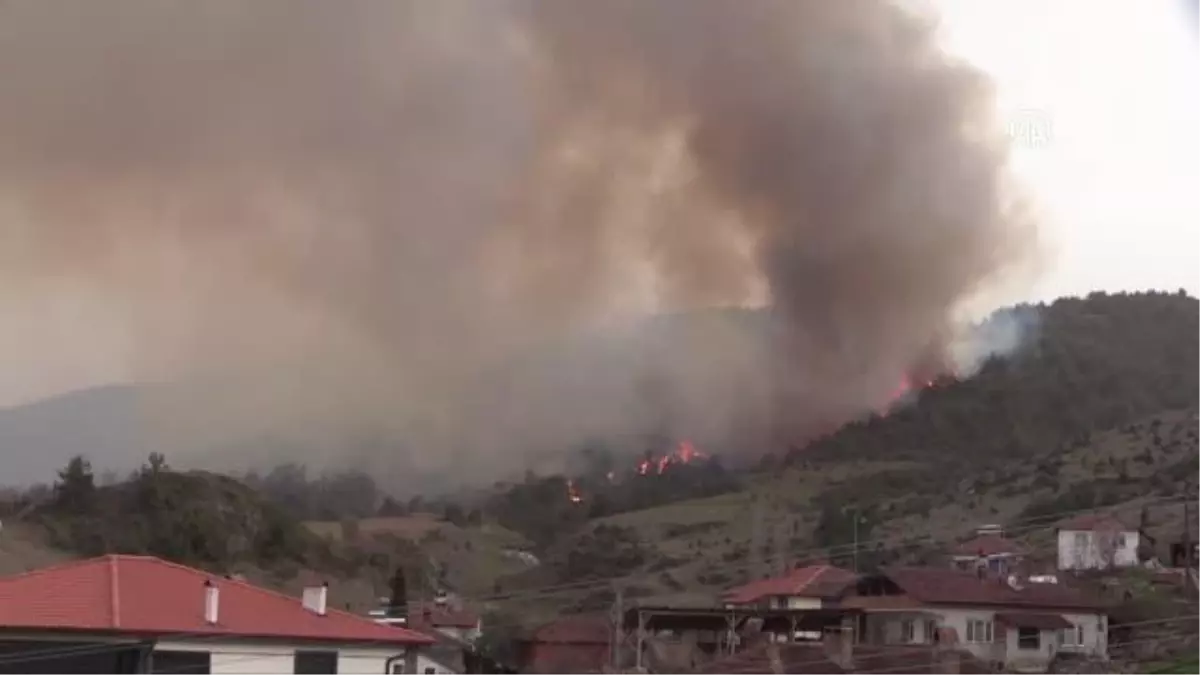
[879,567,1105,610]
[724,565,858,604]
[951,534,1027,557]
[529,613,610,644]
[995,612,1072,630]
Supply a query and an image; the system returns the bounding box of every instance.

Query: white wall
[152,641,289,674]
[784,596,821,611]
[1057,529,1140,570]
[862,608,1107,668]
[156,638,408,674]
[1059,612,1108,658]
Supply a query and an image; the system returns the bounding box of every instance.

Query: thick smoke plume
[0,0,1037,485]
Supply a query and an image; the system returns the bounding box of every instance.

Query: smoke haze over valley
[0,0,1042,487]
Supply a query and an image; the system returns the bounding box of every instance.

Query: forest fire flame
[638,439,706,475]
[881,374,941,415]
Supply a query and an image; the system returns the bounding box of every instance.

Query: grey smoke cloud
[0,0,1037,483]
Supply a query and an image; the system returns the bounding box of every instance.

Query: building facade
[1056,515,1145,570]
[844,567,1108,672]
[0,555,433,674]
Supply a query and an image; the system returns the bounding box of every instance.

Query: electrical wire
[471,495,1197,604]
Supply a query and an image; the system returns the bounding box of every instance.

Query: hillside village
[0,291,1195,674]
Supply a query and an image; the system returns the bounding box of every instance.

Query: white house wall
[784,596,821,611]
[339,647,409,674]
[1059,612,1108,657]
[1057,529,1140,570]
[155,638,408,674]
[155,640,290,674]
[860,607,1107,669]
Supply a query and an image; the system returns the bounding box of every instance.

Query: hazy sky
[934,0,1199,304]
[0,0,1195,408]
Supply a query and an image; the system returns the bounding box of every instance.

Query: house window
[900,619,915,643]
[151,650,212,674]
[1017,627,1040,650]
[1061,624,1084,647]
[294,650,339,674]
[390,664,405,674]
[925,619,939,644]
[1115,534,1126,548]
[424,668,436,675]
[965,619,993,643]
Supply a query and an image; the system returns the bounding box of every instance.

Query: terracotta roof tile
[724,565,858,605]
[0,555,433,645]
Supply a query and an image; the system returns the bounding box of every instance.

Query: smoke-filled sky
[933,0,1199,306]
[0,0,1190,481]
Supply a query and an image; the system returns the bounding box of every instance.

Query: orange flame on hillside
[881,374,940,415]
[637,439,707,475]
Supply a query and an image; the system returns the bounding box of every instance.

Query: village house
[841,566,1109,673]
[1056,514,1151,571]
[723,563,859,613]
[366,592,486,674]
[515,614,611,674]
[950,525,1028,577]
[0,555,433,674]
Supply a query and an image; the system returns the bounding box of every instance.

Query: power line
[0,610,1191,673]
[471,495,1197,605]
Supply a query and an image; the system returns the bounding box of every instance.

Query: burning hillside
[0,1,1038,483]
[638,440,707,476]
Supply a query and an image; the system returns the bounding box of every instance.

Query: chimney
[302,582,329,616]
[204,580,219,625]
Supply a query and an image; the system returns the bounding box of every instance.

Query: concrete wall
[860,607,1107,670]
[1057,529,1140,570]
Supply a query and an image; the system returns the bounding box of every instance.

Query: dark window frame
[294,649,339,674]
[1017,626,1040,650]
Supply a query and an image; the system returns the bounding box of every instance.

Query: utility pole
[1183,486,1195,591]
[749,495,765,579]
[852,510,860,573]
[773,519,790,576]
[611,586,624,670]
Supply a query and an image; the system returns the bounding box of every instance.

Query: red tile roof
[724,565,858,605]
[951,534,1027,557]
[0,555,433,646]
[880,567,1105,610]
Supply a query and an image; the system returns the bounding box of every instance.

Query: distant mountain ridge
[0,384,149,486]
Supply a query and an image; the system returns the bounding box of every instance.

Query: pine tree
[388,567,408,618]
